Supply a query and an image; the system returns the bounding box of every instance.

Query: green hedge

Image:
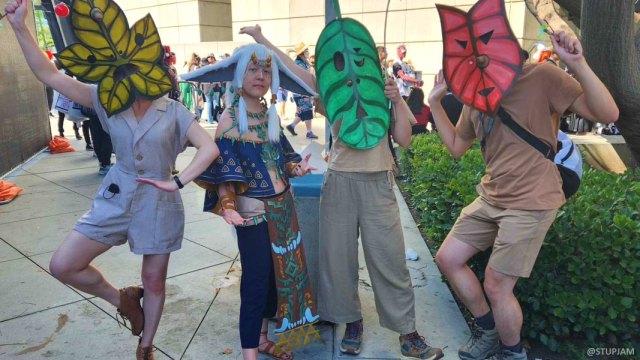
[400,133,640,356]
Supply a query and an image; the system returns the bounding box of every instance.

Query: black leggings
[236,221,277,348]
[88,115,113,166]
[57,111,65,135]
[58,112,91,146]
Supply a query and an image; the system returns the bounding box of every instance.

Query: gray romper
[74,87,196,255]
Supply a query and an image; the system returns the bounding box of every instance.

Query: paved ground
[0,113,469,359]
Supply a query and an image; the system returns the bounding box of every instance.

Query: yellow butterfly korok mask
[55,0,173,116]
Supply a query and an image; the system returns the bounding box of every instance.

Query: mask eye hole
[479,30,494,45]
[135,33,145,46]
[333,52,345,71]
[456,40,468,49]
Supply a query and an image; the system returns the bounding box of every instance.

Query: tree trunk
[526,0,578,38]
[556,0,640,25]
[554,0,582,25]
[582,0,640,166]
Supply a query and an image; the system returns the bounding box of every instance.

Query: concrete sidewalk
[0,115,469,359]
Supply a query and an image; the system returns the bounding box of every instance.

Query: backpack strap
[559,141,574,164]
[497,107,556,160]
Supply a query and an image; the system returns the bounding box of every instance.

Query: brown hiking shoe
[136,340,155,360]
[399,331,444,359]
[117,286,144,336]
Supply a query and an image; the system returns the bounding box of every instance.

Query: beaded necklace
[247,108,268,119]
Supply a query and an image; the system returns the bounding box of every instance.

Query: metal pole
[324,0,335,147]
[39,0,66,51]
[41,0,77,48]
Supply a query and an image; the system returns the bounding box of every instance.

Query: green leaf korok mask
[315,1,389,150]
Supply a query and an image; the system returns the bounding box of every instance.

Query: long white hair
[181,43,317,142]
[232,44,281,142]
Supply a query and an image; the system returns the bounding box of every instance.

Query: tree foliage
[401,134,640,357]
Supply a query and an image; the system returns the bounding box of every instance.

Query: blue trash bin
[290,173,323,306]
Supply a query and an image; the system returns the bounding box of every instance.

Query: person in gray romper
[3,1,219,359]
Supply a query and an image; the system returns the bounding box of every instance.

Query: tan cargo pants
[318,169,416,334]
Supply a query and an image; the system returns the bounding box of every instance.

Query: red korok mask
[437,0,524,115]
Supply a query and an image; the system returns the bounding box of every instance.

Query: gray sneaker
[458,325,500,360]
[486,348,528,360]
[98,164,111,176]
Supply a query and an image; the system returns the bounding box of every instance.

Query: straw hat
[294,42,309,57]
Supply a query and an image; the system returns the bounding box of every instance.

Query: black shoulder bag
[497,108,580,198]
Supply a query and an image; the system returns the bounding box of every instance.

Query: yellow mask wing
[56,43,115,82]
[99,68,133,116]
[55,0,172,116]
[127,15,173,97]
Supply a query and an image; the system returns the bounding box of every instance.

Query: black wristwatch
[173,175,184,189]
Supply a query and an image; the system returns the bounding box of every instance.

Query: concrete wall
[230,0,546,86]
[0,12,50,175]
[115,0,233,44]
[113,0,547,81]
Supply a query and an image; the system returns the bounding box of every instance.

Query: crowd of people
[175,45,323,141]
[3,0,621,359]
[176,52,229,124]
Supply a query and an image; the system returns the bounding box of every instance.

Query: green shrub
[400,133,640,356]
[401,133,484,245]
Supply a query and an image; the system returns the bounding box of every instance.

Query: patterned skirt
[263,190,320,351]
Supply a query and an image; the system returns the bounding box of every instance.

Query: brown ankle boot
[136,340,155,360]
[117,286,144,336]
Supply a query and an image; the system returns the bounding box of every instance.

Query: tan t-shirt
[457,63,583,210]
[328,119,395,172]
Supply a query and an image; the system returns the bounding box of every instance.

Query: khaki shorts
[449,197,558,278]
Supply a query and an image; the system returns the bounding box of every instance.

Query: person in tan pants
[239,24,444,360]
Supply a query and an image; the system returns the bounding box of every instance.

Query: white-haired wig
[181,43,317,143]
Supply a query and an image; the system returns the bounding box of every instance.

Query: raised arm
[552,32,619,123]
[385,78,413,148]
[5,0,93,108]
[428,70,473,159]
[239,24,318,93]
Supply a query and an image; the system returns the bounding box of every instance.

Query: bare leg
[49,230,119,306]
[139,254,170,347]
[304,120,313,132]
[242,346,258,360]
[251,319,292,360]
[279,102,286,117]
[484,267,521,346]
[435,236,490,317]
[241,319,271,360]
